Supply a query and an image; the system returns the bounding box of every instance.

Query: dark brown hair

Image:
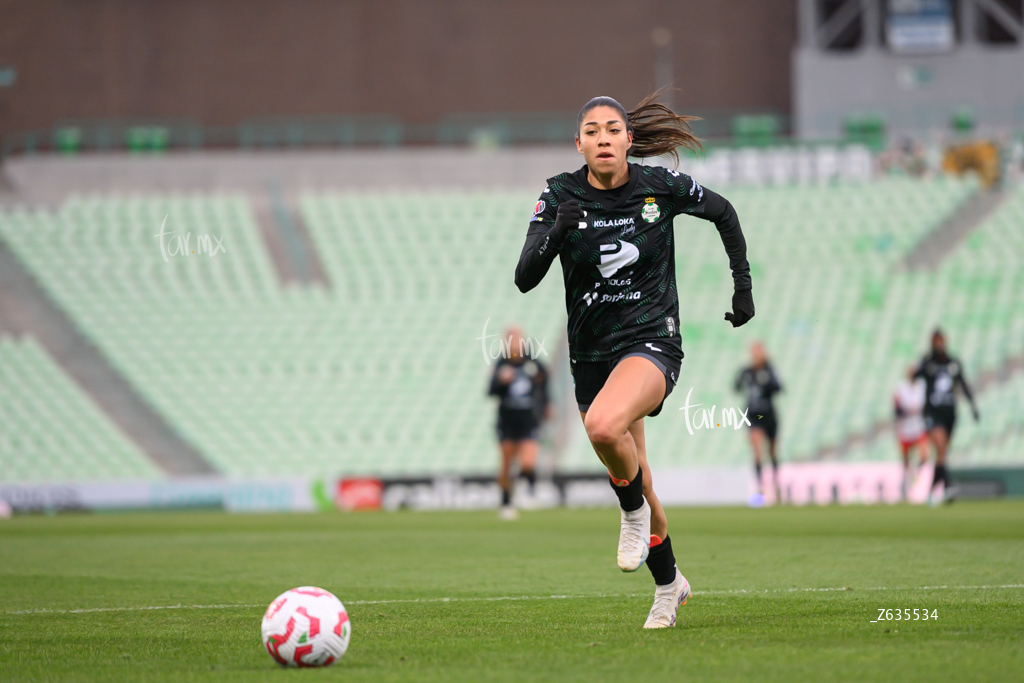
[576,89,703,164]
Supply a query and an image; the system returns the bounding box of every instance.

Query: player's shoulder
[532,167,587,223]
[544,165,588,196]
[634,162,705,211]
[635,162,694,190]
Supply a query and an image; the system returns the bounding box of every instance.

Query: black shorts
[924,407,956,437]
[570,340,683,418]
[750,410,778,441]
[496,409,540,442]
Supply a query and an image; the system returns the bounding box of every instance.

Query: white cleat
[617,499,651,572]
[643,569,690,629]
[499,505,519,521]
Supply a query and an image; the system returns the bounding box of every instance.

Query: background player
[487,325,550,520]
[734,341,783,504]
[515,91,753,628]
[893,364,928,501]
[914,328,980,505]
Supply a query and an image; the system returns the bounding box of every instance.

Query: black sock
[932,464,947,490]
[608,467,644,512]
[754,461,762,483]
[501,487,511,506]
[522,469,536,490]
[647,535,678,586]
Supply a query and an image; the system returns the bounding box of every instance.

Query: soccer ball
[261,586,351,667]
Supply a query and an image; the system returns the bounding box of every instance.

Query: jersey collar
[579,162,639,211]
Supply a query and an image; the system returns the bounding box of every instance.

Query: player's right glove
[725,288,754,327]
[549,199,583,250]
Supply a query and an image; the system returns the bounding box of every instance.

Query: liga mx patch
[531,200,546,222]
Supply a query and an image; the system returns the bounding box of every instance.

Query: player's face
[751,342,766,367]
[506,328,523,358]
[576,106,632,175]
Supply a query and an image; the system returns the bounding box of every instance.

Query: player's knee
[584,410,623,448]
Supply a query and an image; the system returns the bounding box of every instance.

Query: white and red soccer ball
[261,586,351,667]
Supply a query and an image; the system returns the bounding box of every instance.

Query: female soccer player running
[515,93,753,628]
[914,329,980,505]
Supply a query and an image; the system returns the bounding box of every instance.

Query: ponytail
[626,89,703,163]
[576,88,703,166]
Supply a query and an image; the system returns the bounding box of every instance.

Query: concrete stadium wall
[0,0,796,139]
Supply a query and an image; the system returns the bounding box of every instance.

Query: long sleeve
[487,363,505,397]
[700,189,752,291]
[515,222,562,293]
[734,369,745,393]
[957,368,976,407]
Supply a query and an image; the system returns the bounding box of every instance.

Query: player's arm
[956,366,980,421]
[912,362,926,380]
[893,394,906,419]
[766,365,782,393]
[487,361,508,397]
[672,175,753,326]
[514,195,581,293]
[536,368,551,421]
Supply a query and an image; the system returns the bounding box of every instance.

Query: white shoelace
[620,505,647,550]
[648,582,681,623]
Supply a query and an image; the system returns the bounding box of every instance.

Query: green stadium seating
[1,175,1020,480]
[0,335,159,481]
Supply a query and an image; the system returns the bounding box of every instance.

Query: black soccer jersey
[515,162,750,362]
[487,356,549,421]
[735,363,783,416]
[913,352,974,413]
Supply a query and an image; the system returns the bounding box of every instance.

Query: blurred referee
[914,329,980,505]
[734,341,783,504]
[487,326,550,520]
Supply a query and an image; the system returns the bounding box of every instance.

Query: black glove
[725,288,754,327]
[549,199,583,250]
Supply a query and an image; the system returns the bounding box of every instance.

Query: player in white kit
[893,365,928,502]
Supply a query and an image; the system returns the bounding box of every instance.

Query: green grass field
[1,502,1023,682]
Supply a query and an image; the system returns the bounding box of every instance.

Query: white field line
[4,584,1023,617]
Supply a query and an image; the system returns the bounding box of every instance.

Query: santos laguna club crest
[642,197,660,223]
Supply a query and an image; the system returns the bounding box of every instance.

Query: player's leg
[900,441,911,501]
[627,418,691,628]
[581,356,666,572]
[498,439,518,520]
[627,418,666,539]
[928,426,949,505]
[748,427,766,495]
[518,438,539,495]
[767,419,781,503]
[916,436,929,467]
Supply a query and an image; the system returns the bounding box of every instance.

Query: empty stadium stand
[0,335,159,481]
[0,158,1020,480]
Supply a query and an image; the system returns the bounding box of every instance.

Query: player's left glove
[725,288,754,328]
